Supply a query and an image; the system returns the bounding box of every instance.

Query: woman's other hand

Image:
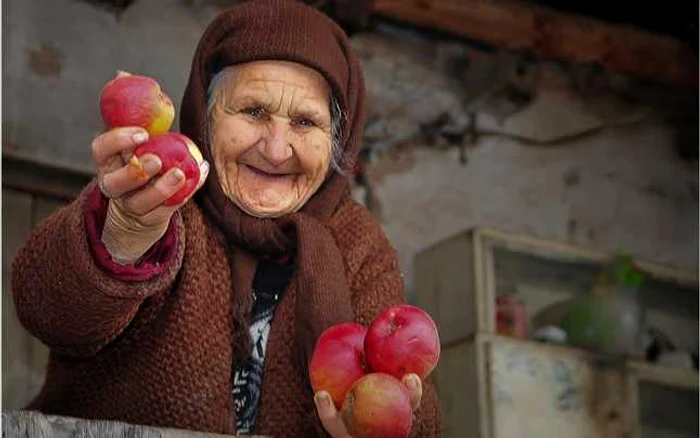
[93,126,209,264]
[315,373,422,438]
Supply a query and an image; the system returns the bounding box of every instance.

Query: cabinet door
[486,336,631,438]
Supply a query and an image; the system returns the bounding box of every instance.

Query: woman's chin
[236,195,296,218]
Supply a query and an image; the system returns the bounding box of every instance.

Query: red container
[496,294,528,339]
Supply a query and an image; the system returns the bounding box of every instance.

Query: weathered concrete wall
[376,123,698,296]
[3,0,219,173]
[350,29,698,295]
[3,0,697,300]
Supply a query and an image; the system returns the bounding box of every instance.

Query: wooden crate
[434,334,698,438]
[414,227,699,351]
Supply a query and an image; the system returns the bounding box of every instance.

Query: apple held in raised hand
[133,133,204,206]
[341,372,413,438]
[309,322,368,409]
[365,304,440,381]
[99,72,175,136]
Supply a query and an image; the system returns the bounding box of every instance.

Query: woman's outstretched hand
[93,125,209,264]
[314,373,422,438]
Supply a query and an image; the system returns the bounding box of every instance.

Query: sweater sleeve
[85,183,180,281]
[351,235,444,438]
[11,180,186,358]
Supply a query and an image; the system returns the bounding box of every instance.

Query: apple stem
[389,319,399,334]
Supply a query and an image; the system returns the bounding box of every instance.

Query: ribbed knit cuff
[85,184,179,282]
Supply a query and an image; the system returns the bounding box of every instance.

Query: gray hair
[206,67,346,174]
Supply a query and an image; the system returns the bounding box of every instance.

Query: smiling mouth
[244,164,295,179]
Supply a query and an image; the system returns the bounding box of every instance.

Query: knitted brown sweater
[11,182,443,437]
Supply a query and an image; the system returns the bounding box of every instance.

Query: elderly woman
[11,1,442,437]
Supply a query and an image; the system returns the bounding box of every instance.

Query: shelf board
[475,226,699,287]
[629,360,699,391]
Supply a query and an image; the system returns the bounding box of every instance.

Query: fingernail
[200,160,210,175]
[407,375,419,389]
[141,156,161,175]
[315,392,330,408]
[132,131,148,144]
[167,168,184,185]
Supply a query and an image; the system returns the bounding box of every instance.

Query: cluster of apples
[99,72,203,205]
[309,304,441,438]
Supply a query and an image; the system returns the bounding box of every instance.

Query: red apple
[132,133,203,206]
[309,322,368,409]
[341,373,413,438]
[365,304,440,381]
[99,72,175,136]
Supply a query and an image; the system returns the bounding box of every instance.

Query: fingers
[101,153,162,199]
[402,374,422,412]
[92,127,149,166]
[314,392,352,438]
[157,160,210,208]
[121,168,186,216]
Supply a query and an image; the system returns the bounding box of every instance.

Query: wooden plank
[472,230,491,334]
[480,339,496,438]
[2,153,93,202]
[413,231,477,345]
[482,238,496,333]
[433,342,480,438]
[627,372,642,438]
[629,361,699,392]
[1,410,269,438]
[476,227,698,287]
[372,0,698,88]
[2,190,36,409]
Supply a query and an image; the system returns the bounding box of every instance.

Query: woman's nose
[260,119,293,166]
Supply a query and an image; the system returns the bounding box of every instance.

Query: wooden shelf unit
[414,227,699,438]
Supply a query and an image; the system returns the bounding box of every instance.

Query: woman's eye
[294,118,316,128]
[243,106,266,119]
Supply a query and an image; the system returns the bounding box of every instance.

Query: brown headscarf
[180,0,366,370]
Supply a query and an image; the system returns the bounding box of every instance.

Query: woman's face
[209,60,333,218]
